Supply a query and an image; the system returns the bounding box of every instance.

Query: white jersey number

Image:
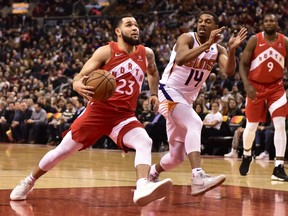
[185,69,204,87]
[115,79,135,95]
[267,62,274,72]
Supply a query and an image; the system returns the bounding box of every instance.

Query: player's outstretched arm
[218,27,248,76]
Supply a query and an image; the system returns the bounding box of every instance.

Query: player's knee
[273,117,286,131]
[168,152,185,165]
[160,152,184,170]
[135,135,153,152]
[172,153,185,164]
[245,122,258,133]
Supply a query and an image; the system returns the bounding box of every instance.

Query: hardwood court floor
[1,143,288,216]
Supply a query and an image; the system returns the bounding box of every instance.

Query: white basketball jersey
[160,32,219,103]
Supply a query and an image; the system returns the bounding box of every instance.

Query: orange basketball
[84,69,116,100]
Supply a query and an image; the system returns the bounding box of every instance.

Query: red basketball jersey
[248,32,286,83]
[68,42,148,150]
[94,42,147,113]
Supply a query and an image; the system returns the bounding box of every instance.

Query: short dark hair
[197,11,219,25]
[263,13,277,21]
[113,14,135,29]
[78,97,84,105]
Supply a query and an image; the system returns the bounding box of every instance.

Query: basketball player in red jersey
[10,14,172,206]
[239,14,288,180]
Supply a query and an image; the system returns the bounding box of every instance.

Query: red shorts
[245,81,288,122]
[63,101,143,151]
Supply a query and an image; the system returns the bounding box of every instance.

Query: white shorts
[158,85,201,143]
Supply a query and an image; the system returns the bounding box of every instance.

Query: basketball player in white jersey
[239,14,288,180]
[10,14,172,206]
[149,11,247,195]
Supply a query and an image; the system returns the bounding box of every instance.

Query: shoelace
[150,173,160,182]
[18,180,32,192]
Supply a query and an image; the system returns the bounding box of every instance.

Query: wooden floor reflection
[1,143,288,216]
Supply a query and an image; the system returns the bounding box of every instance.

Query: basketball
[84,69,116,100]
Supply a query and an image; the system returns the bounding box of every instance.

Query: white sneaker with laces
[133,178,173,206]
[255,152,269,160]
[10,177,34,201]
[191,171,226,196]
[224,149,238,158]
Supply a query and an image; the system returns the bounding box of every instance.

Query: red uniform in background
[245,32,288,122]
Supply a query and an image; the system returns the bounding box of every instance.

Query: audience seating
[203,115,246,155]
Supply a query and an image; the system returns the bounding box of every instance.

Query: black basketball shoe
[239,155,253,176]
[271,164,288,181]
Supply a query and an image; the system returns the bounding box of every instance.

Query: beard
[122,33,141,46]
[264,27,276,35]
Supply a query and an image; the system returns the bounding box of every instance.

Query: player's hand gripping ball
[84,69,116,100]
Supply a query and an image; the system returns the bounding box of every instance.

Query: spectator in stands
[40,96,57,113]
[11,101,32,143]
[236,95,246,110]
[144,112,167,152]
[61,101,76,120]
[194,103,207,121]
[195,92,209,114]
[202,101,223,140]
[221,87,232,102]
[0,100,6,115]
[201,101,225,155]
[22,102,48,144]
[219,73,233,91]
[61,97,85,132]
[206,72,218,92]
[46,101,75,146]
[232,72,244,95]
[206,86,221,108]
[0,101,15,142]
[230,85,243,101]
[224,125,245,158]
[220,100,228,116]
[226,97,243,118]
[55,98,67,113]
[138,98,155,124]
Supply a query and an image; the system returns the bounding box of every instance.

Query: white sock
[136,178,148,189]
[192,168,203,177]
[243,150,252,156]
[275,160,284,167]
[28,174,37,184]
[150,164,159,176]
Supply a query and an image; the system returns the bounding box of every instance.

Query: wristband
[150,94,158,97]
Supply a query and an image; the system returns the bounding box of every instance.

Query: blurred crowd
[0,0,287,154]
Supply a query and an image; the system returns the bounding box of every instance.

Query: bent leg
[10,131,84,201]
[124,127,173,206]
[160,140,186,171]
[123,127,152,180]
[171,103,203,168]
[34,131,84,178]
